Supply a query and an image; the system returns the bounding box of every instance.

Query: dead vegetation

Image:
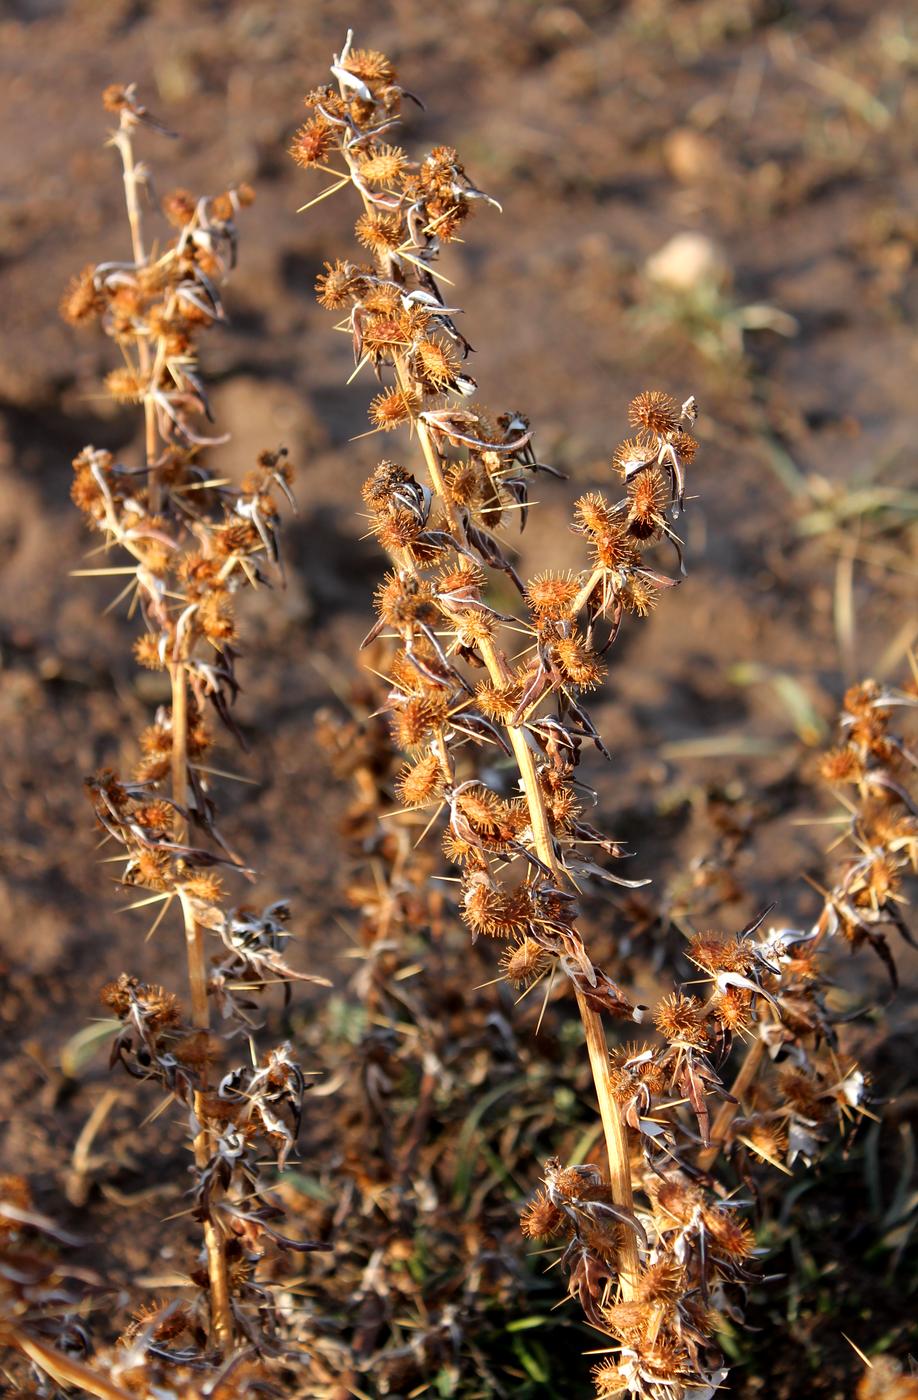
[2,18,917,1400]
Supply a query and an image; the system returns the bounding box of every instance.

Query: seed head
[686,934,755,975]
[422,195,469,243]
[626,465,669,538]
[475,673,526,721]
[608,1044,667,1102]
[289,116,335,169]
[105,367,146,403]
[455,784,506,837]
[540,769,581,831]
[303,83,344,115]
[711,985,752,1031]
[442,830,487,869]
[859,853,901,908]
[619,575,660,616]
[342,48,396,85]
[648,1175,703,1229]
[500,936,549,987]
[436,560,486,601]
[634,1257,684,1304]
[173,1029,214,1071]
[820,746,864,785]
[374,507,422,551]
[601,1299,657,1344]
[358,143,408,185]
[60,265,106,325]
[395,752,445,809]
[591,525,641,573]
[843,678,885,720]
[374,571,436,628]
[369,386,421,431]
[742,1120,789,1165]
[653,992,707,1046]
[355,210,404,253]
[669,428,698,463]
[452,607,496,646]
[360,285,401,317]
[443,458,486,507]
[461,877,534,939]
[526,571,580,622]
[703,1207,755,1260]
[612,432,658,477]
[592,1357,628,1397]
[162,188,197,227]
[362,459,414,510]
[181,872,224,903]
[628,389,679,437]
[389,643,443,696]
[132,801,174,835]
[122,1299,192,1345]
[129,849,173,891]
[212,183,255,219]
[102,84,130,112]
[777,1066,825,1118]
[315,259,370,309]
[363,313,412,360]
[553,635,606,691]
[101,975,180,1028]
[391,692,450,750]
[520,1187,567,1240]
[412,336,461,393]
[574,490,615,536]
[199,592,236,645]
[133,633,165,670]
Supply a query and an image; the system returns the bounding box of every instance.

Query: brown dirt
[1,1,916,1396]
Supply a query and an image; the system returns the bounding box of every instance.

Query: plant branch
[170,660,233,1351]
[697,1033,767,1173]
[113,115,159,502]
[6,1327,136,1400]
[411,404,640,1298]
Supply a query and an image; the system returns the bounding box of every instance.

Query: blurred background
[1,2,916,1396]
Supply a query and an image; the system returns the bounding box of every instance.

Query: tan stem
[572,565,604,617]
[697,1034,767,1172]
[411,417,639,1297]
[114,119,159,506]
[6,1326,136,1400]
[576,988,641,1297]
[170,661,233,1351]
[117,120,146,268]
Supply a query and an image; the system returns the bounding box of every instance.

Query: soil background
[1,2,917,1396]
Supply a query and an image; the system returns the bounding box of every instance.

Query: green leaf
[60,1019,119,1078]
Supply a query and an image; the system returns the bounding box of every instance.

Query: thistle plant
[17,83,332,1395]
[291,35,916,1399]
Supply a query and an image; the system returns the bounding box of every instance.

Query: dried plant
[290,33,916,1400]
[3,83,333,1398]
[5,35,915,1400]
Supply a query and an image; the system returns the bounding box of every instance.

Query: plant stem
[342,90,640,1297]
[697,1034,767,1172]
[114,117,159,505]
[575,988,640,1295]
[411,410,640,1298]
[169,660,233,1350]
[572,565,604,617]
[7,1327,136,1400]
[116,119,146,269]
